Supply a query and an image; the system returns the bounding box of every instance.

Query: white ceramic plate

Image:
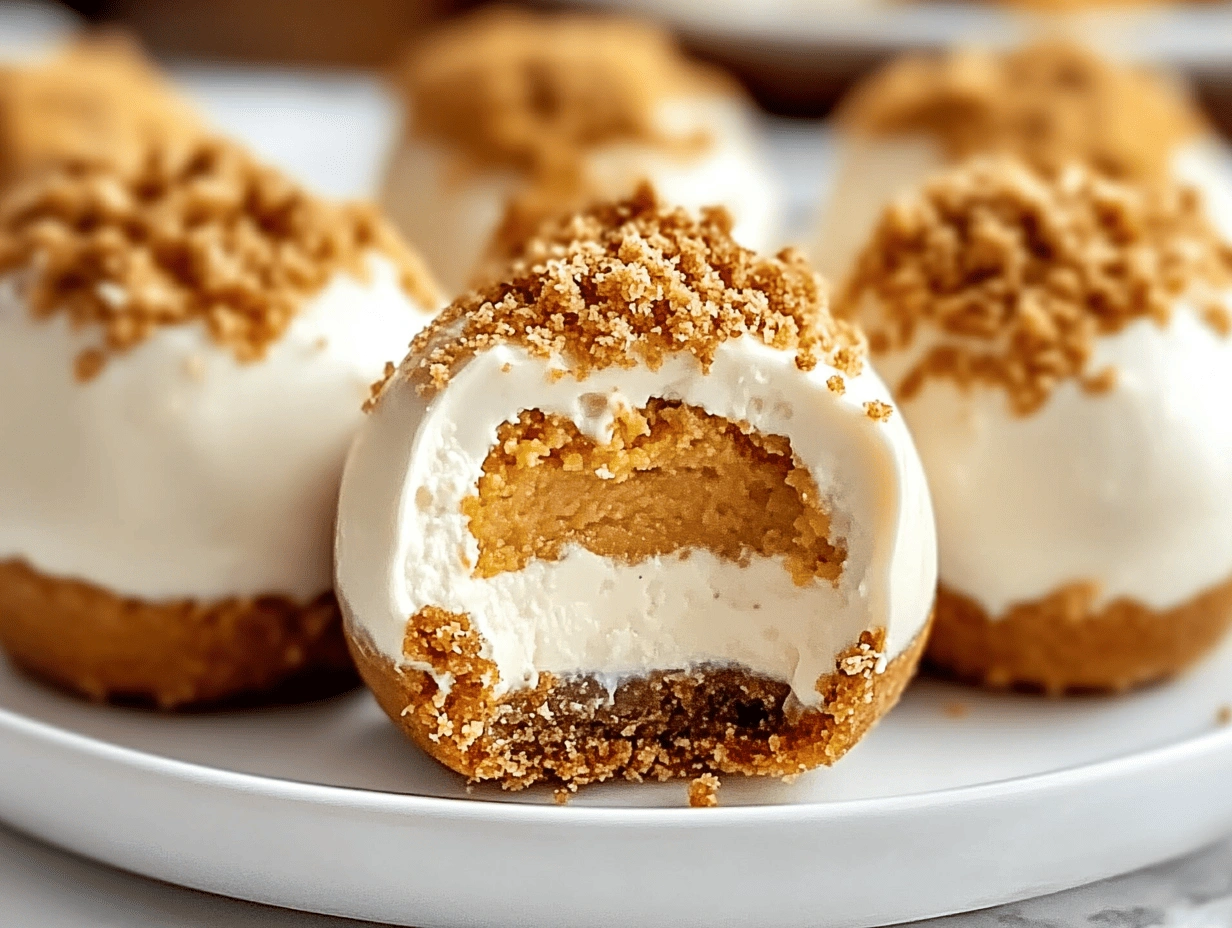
[567,0,1232,67]
[2,634,1231,928]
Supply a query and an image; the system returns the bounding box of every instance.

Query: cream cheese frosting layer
[336,336,937,708]
[872,298,1232,618]
[814,136,1232,285]
[0,255,433,602]
[382,95,778,294]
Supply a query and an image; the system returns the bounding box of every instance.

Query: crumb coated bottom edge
[926,575,1232,695]
[0,559,356,709]
[349,608,932,790]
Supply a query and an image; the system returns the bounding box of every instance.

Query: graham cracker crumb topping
[394,186,863,397]
[397,8,725,176]
[839,159,1232,415]
[395,8,733,265]
[840,40,1203,181]
[864,400,894,422]
[688,773,721,808]
[0,136,439,379]
[0,33,202,190]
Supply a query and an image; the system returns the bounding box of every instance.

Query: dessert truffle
[839,158,1232,694]
[381,8,778,295]
[0,136,439,707]
[815,40,1232,284]
[337,188,937,790]
[0,33,201,191]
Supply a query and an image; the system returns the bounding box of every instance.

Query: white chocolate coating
[871,297,1232,617]
[0,255,434,602]
[814,134,1232,288]
[814,134,944,286]
[336,335,937,707]
[381,95,779,295]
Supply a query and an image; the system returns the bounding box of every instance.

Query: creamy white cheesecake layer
[0,255,434,602]
[382,94,779,295]
[337,336,937,708]
[871,297,1232,618]
[814,134,1232,287]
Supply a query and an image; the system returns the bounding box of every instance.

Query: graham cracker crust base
[927,575,1232,695]
[0,559,355,709]
[349,608,931,790]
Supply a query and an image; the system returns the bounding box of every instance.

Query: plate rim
[4,691,1231,824]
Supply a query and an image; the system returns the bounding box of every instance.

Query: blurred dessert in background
[0,135,440,708]
[0,32,201,191]
[381,7,778,295]
[839,157,1232,694]
[815,40,1232,284]
[337,188,936,791]
[979,0,1218,8]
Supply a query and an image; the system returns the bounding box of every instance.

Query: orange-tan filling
[461,398,845,585]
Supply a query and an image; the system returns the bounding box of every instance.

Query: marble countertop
[2,822,1229,928]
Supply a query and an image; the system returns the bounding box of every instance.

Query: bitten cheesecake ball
[0,136,440,708]
[337,187,937,791]
[815,40,1232,284]
[381,7,778,295]
[0,33,201,190]
[839,158,1232,694]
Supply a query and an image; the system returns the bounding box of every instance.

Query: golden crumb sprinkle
[864,400,893,422]
[826,374,846,395]
[1204,302,1232,337]
[1218,705,1232,726]
[840,40,1203,182]
[397,8,726,176]
[839,159,1232,415]
[0,32,203,190]
[688,773,721,808]
[396,186,863,396]
[395,7,733,265]
[0,136,439,380]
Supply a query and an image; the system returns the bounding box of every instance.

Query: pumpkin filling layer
[461,398,845,585]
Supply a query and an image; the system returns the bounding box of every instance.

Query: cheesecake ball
[0,32,201,191]
[0,137,440,707]
[381,8,778,295]
[338,188,936,791]
[815,40,1232,285]
[840,158,1232,693]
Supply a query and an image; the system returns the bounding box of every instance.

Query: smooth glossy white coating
[871,299,1232,616]
[0,256,434,601]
